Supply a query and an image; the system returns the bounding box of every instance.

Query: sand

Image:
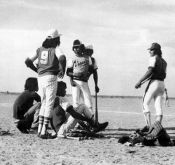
[0,94,175,165]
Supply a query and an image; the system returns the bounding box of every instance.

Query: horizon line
[1,91,175,99]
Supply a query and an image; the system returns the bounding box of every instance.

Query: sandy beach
[0,93,175,165]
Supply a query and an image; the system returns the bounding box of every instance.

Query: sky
[0,0,175,97]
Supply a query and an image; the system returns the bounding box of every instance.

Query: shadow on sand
[0,130,13,136]
[103,127,175,139]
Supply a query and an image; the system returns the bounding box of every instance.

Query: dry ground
[0,94,175,165]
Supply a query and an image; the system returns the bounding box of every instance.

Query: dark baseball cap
[148,43,161,50]
[73,39,81,47]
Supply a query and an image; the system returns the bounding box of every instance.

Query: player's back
[37,47,59,76]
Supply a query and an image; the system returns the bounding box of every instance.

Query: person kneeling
[13,77,41,134]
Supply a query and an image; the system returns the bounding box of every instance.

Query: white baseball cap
[46,29,62,39]
[86,45,93,50]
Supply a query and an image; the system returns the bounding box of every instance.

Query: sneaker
[92,122,108,133]
[39,132,57,139]
[57,134,67,138]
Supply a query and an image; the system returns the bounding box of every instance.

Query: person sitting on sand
[51,81,108,138]
[13,77,41,133]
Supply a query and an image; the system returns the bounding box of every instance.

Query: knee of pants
[142,104,150,114]
[76,104,93,114]
[155,102,163,116]
[73,103,80,109]
[155,108,163,116]
[44,102,55,118]
[84,99,92,108]
[87,106,93,114]
[75,104,86,113]
[39,107,45,117]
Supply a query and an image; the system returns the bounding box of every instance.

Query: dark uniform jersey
[149,55,167,81]
[13,90,41,119]
[37,47,60,76]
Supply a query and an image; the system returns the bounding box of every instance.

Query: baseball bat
[94,91,98,125]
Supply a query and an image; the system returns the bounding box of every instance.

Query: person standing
[164,88,170,107]
[66,40,94,114]
[135,43,167,128]
[25,29,66,139]
[85,45,100,93]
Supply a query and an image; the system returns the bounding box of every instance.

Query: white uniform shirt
[148,56,156,68]
[67,54,92,81]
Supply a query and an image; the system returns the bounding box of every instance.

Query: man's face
[149,49,154,56]
[85,49,93,57]
[73,46,82,56]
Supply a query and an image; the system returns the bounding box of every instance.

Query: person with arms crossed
[66,40,94,114]
[135,43,167,129]
[25,29,66,139]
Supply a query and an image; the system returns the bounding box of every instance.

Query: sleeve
[55,47,64,59]
[148,56,156,68]
[33,92,41,102]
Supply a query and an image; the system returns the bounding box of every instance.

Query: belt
[73,77,87,82]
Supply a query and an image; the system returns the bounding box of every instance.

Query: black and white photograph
[0,0,175,164]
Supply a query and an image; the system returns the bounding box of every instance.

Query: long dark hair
[24,77,38,92]
[153,49,162,57]
[42,37,60,48]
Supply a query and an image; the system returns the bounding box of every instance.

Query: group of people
[13,28,168,140]
[13,29,108,139]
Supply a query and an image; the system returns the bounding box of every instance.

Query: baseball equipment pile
[66,120,105,140]
[118,121,174,146]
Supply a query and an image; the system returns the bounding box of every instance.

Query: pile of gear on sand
[118,121,175,147]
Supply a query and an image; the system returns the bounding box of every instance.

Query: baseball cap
[46,29,62,39]
[86,45,93,50]
[73,39,81,47]
[148,43,161,50]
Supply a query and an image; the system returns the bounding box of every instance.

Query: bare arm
[66,106,91,122]
[25,53,38,73]
[58,55,66,79]
[93,69,99,93]
[135,67,153,89]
